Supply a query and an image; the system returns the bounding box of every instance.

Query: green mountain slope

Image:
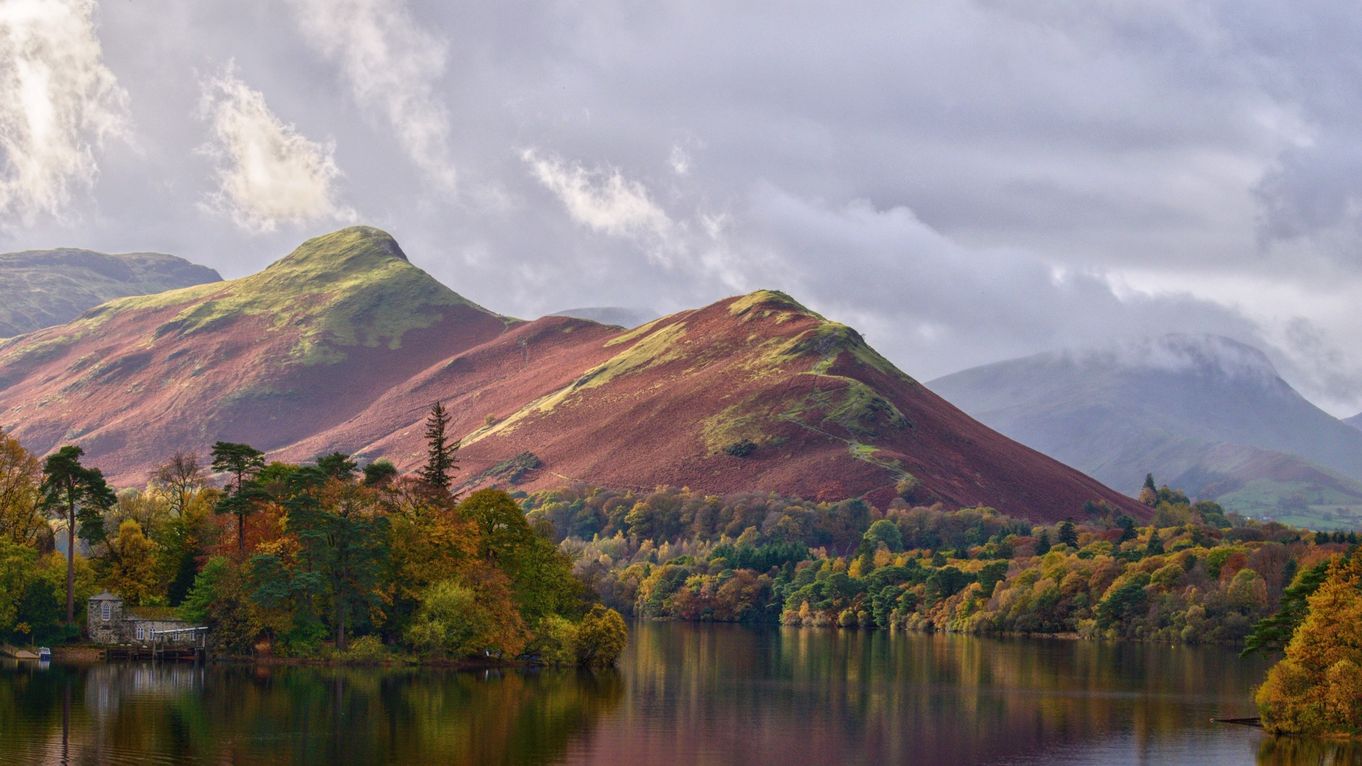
[0,248,221,337]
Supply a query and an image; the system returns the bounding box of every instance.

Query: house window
[101,602,111,622]
[137,625,146,641]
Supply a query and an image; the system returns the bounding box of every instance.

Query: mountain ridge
[0,227,1145,522]
[0,248,221,337]
[930,334,1362,527]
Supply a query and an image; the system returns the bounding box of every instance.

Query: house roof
[89,592,121,602]
[127,606,184,621]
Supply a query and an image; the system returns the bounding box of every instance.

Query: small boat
[37,647,51,662]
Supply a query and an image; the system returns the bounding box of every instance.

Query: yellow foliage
[1257,551,1362,736]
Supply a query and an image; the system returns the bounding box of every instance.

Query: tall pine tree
[419,401,459,495]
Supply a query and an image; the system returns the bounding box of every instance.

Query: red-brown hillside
[0,227,1146,522]
[0,227,508,481]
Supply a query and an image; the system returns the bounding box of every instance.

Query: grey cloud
[2,0,1361,416]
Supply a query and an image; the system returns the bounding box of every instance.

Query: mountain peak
[727,289,820,320]
[270,226,408,274]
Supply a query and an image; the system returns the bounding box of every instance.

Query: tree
[153,451,206,517]
[316,452,358,481]
[1243,560,1331,655]
[288,467,389,650]
[107,519,158,606]
[0,428,45,548]
[1145,529,1164,556]
[1257,550,1362,735]
[1058,520,1079,548]
[575,604,628,666]
[1035,530,1051,555]
[210,442,265,556]
[1139,473,1158,506]
[1116,515,1138,543]
[363,460,398,488]
[40,446,116,624]
[863,519,904,553]
[418,401,459,494]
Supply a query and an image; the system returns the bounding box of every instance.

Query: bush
[723,440,757,458]
[343,635,388,663]
[575,605,628,667]
[526,616,578,666]
[406,580,490,658]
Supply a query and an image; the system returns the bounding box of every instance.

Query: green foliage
[1243,559,1331,656]
[575,605,628,667]
[39,445,116,623]
[419,401,459,494]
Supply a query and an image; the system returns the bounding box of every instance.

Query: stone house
[87,592,205,647]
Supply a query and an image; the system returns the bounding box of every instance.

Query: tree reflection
[0,662,622,765]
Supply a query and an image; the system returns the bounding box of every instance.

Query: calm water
[1,624,1357,765]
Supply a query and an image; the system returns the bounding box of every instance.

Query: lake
[1,623,1356,765]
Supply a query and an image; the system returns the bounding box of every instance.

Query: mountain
[0,248,221,337]
[0,226,1143,522]
[548,306,656,328]
[1348,413,1362,431]
[930,335,1362,528]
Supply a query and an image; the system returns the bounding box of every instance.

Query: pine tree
[419,401,460,494]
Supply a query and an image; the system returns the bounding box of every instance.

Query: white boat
[37,647,51,662]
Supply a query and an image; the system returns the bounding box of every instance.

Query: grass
[55,227,485,367]
[1216,478,1362,529]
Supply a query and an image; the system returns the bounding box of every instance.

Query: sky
[1,0,1360,416]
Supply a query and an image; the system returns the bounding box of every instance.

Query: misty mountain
[1348,413,1362,431]
[0,248,221,337]
[930,334,1362,528]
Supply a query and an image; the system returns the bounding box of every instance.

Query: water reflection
[0,626,1355,765]
[0,662,622,765]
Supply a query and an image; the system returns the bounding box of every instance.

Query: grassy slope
[0,249,221,337]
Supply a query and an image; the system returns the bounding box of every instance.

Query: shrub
[575,605,628,667]
[526,616,578,666]
[723,440,757,458]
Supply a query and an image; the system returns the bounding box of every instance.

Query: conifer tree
[419,401,460,495]
[39,445,116,624]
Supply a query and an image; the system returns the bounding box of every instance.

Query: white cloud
[287,0,457,191]
[0,0,129,226]
[522,148,676,260]
[198,64,353,233]
[669,144,691,176]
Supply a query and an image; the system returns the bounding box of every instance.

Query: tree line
[0,403,625,667]
[523,480,1355,652]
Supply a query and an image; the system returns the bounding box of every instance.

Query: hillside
[0,248,221,337]
[930,335,1362,527]
[0,227,509,480]
[1348,413,1362,431]
[0,227,1144,522]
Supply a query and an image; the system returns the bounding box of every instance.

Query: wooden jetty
[1211,716,1263,728]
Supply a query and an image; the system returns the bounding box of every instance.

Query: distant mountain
[0,248,221,337]
[1348,413,1362,431]
[549,306,656,328]
[0,226,1143,522]
[930,335,1362,528]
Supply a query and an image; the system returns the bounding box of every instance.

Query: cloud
[734,186,1263,381]
[0,0,129,226]
[198,64,353,233]
[287,0,456,191]
[522,148,677,262]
